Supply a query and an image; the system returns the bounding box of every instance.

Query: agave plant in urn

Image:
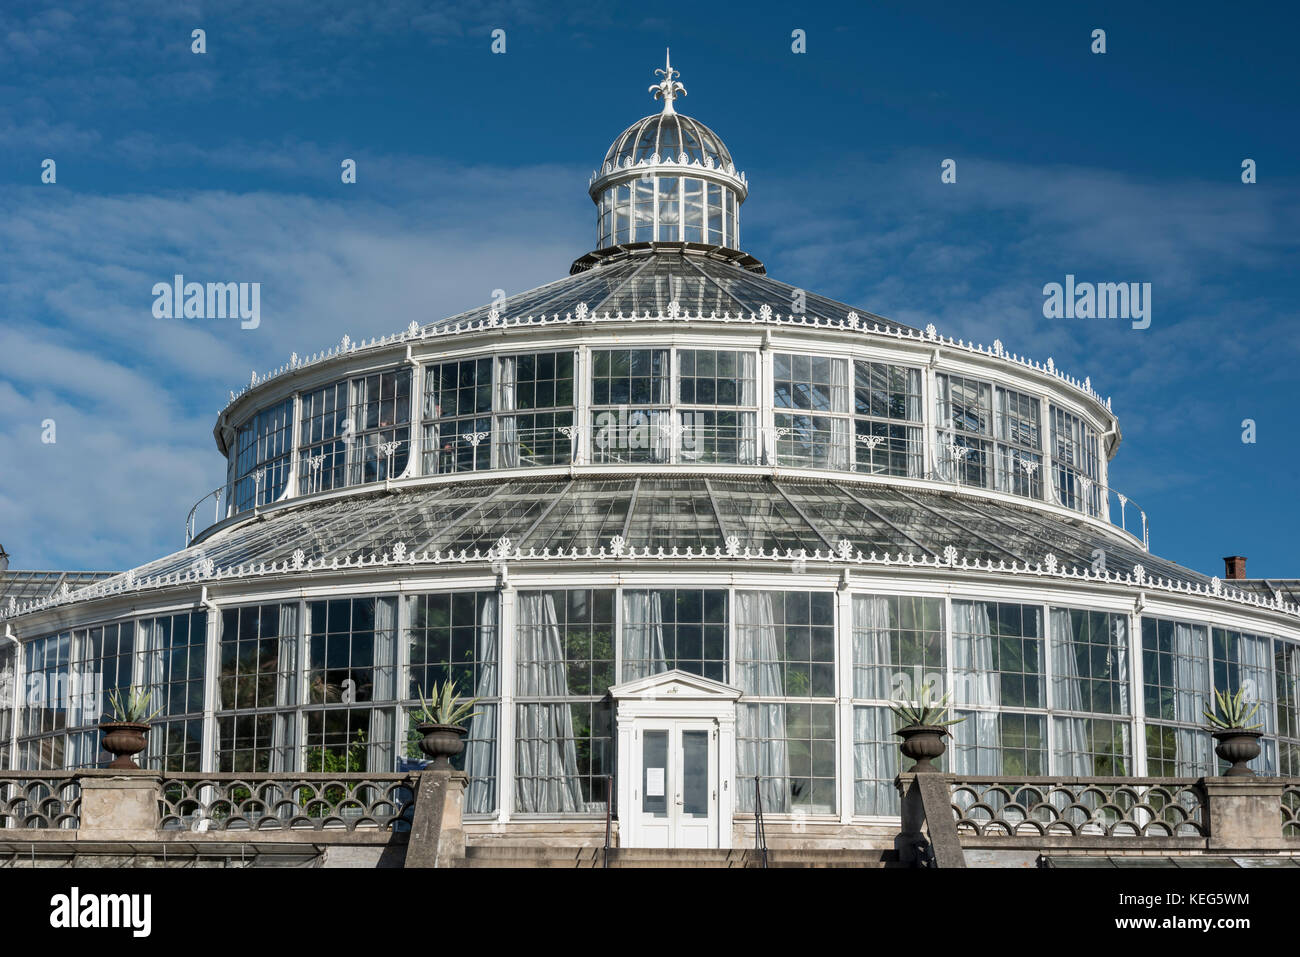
[100,687,163,769]
[1203,688,1264,777]
[411,680,482,769]
[890,679,965,773]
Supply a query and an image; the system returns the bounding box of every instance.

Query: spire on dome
[649,48,686,115]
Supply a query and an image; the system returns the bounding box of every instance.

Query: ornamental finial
[650,48,686,114]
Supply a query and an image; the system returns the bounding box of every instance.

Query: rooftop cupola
[589,51,748,253]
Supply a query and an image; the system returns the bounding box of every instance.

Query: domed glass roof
[603,112,734,170]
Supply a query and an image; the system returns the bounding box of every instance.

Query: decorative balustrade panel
[950,778,1206,838]
[158,774,417,833]
[0,776,81,830]
[1283,785,1300,838]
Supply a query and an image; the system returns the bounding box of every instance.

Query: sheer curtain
[1050,609,1091,774]
[851,595,892,699]
[1172,622,1207,724]
[372,598,397,702]
[736,591,789,813]
[738,354,758,465]
[497,356,518,469]
[853,707,897,815]
[465,594,498,814]
[829,359,850,470]
[621,590,667,680]
[515,592,583,813]
[952,602,997,774]
[271,603,298,772]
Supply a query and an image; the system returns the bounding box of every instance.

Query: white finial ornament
[650,49,686,115]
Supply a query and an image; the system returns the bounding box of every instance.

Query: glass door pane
[681,729,709,816]
[642,730,668,817]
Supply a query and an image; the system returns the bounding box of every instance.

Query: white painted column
[836,573,854,824]
[497,580,516,824]
[200,597,221,773]
[1129,605,1147,776]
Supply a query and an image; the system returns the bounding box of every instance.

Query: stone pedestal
[404,769,468,868]
[78,772,162,836]
[1201,777,1288,851]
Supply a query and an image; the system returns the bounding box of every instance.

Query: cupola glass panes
[598,178,738,248]
[773,353,850,470]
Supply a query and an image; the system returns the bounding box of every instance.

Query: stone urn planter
[1212,728,1263,777]
[896,724,948,773]
[99,721,151,770]
[416,723,468,769]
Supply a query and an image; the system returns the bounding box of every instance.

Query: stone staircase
[460,845,898,868]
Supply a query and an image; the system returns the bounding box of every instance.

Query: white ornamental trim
[6,544,1297,626]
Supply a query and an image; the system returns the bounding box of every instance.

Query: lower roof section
[117,476,1205,589]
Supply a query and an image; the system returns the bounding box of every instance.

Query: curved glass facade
[12,587,1298,822]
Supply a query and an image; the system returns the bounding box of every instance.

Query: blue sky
[0,0,1296,577]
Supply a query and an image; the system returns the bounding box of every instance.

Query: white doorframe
[610,669,741,849]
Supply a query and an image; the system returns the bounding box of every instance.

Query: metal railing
[603,770,616,869]
[157,773,418,832]
[0,774,81,830]
[1283,784,1300,838]
[949,777,1207,838]
[753,775,768,869]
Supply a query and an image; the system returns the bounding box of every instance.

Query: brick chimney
[1223,556,1248,580]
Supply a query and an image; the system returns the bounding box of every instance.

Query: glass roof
[427,248,914,334]
[116,477,1206,589]
[0,570,117,603]
[603,113,734,170]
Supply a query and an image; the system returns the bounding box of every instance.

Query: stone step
[461,845,893,868]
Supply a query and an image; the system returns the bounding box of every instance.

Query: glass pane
[682,729,709,816]
[643,731,668,817]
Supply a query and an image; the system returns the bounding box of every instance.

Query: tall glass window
[621,589,728,681]
[1051,406,1101,516]
[498,351,575,468]
[231,398,292,513]
[853,361,923,477]
[1212,626,1277,772]
[951,602,1047,776]
[298,382,350,494]
[736,590,837,814]
[590,349,670,464]
[423,357,493,474]
[935,373,993,487]
[1141,616,1212,776]
[994,388,1043,498]
[406,592,499,813]
[215,603,299,773]
[678,349,758,465]
[514,589,615,814]
[348,368,412,485]
[1050,608,1131,774]
[773,354,850,470]
[142,611,207,772]
[851,595,944,814]
[0,644,13,769]
[303,597,398,772]
[1276,639,1300,777]
[655,176,680,241]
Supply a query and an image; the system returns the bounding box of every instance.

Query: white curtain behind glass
[829,359,850,470]
[498,356,518,469]
[952,601,997,774]
[372,598,397,702]
[515,592,583,813]
[1050,609,1091,775]
[851,595,893,699]
[1173,621,1208,724]
[271,603,298,772]
[853,707,898,815]
[735,591,789,813]
[621,590,667,681]
[465,594,498,814]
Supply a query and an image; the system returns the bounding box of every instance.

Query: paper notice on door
[646,767,665,797]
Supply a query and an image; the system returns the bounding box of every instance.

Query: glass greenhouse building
[4,58,1299,851]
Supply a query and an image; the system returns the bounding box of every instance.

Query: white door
[633,720,717,848]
